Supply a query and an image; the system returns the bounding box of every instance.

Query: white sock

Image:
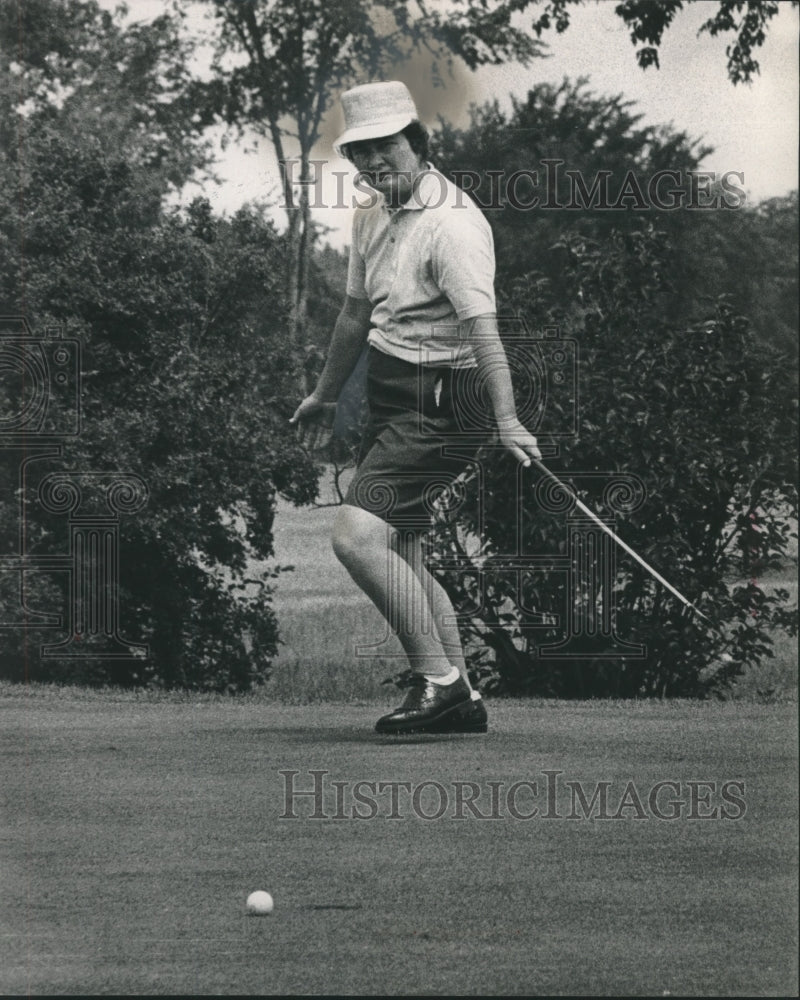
[423,666,460,686]
[470,689,482,701]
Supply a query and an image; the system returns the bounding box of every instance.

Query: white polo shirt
[346,166,496,367]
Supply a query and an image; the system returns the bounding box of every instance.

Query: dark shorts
[343,346,480,530]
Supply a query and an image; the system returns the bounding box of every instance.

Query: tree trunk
[270,122,310,391]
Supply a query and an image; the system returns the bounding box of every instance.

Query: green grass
[266,471,406,702]
[265,475,798,704]
[6,473,796,994]
[3,689,797,996]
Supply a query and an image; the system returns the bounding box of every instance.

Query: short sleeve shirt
[346,166,496,367]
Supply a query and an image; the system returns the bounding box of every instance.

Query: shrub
[427,226,797,697]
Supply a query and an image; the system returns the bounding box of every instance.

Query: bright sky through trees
[113,0,798,245]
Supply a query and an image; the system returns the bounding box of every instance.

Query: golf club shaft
[531,458,710,624]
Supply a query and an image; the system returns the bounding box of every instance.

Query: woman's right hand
[289,395,337,451]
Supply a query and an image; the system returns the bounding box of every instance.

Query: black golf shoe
[426,696,488,734]
[375,674,473,735]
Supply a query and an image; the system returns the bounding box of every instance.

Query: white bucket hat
[333,81,419,156]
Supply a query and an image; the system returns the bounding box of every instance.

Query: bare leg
[398,531,471,685]
[331,504,453,678]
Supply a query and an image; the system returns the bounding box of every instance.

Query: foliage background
[416,87,798,697]
[0,1,317,690]
[0,1,796,695]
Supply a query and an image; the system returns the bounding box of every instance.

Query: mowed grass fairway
[4,479,798,996]
[3,692,798,996]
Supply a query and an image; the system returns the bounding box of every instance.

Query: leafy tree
[528,0,797,84]
[694,192,799,358]
[192,0,796,367]
[0,0,317,689]
[428,236,797,698]
[0,0,207,182]
[192,0,549,370]
[431,80,797,353]
[420,86,797,698]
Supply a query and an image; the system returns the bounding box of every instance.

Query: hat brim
[333,114,416,156]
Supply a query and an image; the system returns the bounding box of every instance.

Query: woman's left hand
[497,418,542,466]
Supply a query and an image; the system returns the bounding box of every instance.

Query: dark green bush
[417,84,798,698]
[0,9,319,690]
[428,227,797,697]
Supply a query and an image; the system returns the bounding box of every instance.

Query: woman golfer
[291,82,541,734]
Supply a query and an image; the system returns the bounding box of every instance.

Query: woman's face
[348,132,424,206]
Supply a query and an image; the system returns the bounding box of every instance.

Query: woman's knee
[331,504,392,567]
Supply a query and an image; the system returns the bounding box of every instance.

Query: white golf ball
[246,890,274,915]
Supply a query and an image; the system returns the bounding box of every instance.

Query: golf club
[531,457,713,626]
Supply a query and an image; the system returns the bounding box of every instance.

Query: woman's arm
[290,295,373,450]
[467,315,542,465]
[311,295,373,402]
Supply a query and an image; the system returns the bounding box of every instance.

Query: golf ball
[246,890,274,915]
